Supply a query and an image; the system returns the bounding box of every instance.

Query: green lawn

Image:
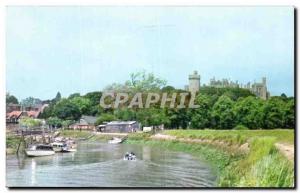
[163,129,294,145]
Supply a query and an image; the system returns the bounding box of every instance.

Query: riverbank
[6,129,294,187]
[125,130,294,187]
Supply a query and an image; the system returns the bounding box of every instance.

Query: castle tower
[188,71,200,93]
[262,77,266,86]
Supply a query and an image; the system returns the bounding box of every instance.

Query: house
[69,115,97,130]
[6,111,27,124]
[6,103,48,123]
[99,121,140,133]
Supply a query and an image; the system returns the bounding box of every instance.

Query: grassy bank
[163,129,294,145]
[126,130,294,187]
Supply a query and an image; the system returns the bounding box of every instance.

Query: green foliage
[53,99,81,120]
[70,96,92,115]
[95,113,116,125]
[68,93,80,99]
[47,117,63,128]
[220,137,293,187]
[83,91,102,106]
[263,97,286,129]
[233,125,249,130]
[19,117,42,128]
[211,95,235,129]
[199,86,255,100]
[61,120,74,128]
[136,108,170,127]
[6,93,19,104]
[164,129,294,145]
[233,96,264,129]
[21,97,42,107]
[27,72,295,130]
[189,94,214,129]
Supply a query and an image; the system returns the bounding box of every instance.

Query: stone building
[209,77,239,88]
[250,77,270,100]
[188,71,200,93]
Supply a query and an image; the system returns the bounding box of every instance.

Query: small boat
[25,144,55,157]
[51,142,77,153]
[108,137,123,144]
[123,152,136,161]
[61,145,77,152]
[51,142,65,152]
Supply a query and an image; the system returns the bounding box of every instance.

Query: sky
[6,6,294,100]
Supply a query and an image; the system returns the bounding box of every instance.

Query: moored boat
[51,142,65,152]
[108,137,123,144]
[25,144,55,157]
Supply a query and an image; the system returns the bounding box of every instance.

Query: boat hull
[25,150,55,157]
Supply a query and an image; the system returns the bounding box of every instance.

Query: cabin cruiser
[108,137,123,144]
[51,141,77,153]
[123,152,136,161]
[25,144,55,157]
[51,142,65,152]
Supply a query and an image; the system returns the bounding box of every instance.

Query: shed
[103,121,139,133]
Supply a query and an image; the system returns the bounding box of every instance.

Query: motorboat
[51,141,77,153]
[108,137,123,144]
[25,144,55,157]
[123,152,136,161]
[51,142,65,152]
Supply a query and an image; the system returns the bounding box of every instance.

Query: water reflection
[7,142,217,187]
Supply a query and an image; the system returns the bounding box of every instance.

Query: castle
[185,71,270,100]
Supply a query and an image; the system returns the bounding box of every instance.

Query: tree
[136,108,169,127]
[189,94,214,129]
[114,108,136,121]
[53,99,81,120]
[283,98,295,129]
[83,91,102,106]
[70,97,92,115]
[20,117,42,129]
[53,92,62,103]
[211,95,235,129]
[125,71,167,92]
[47,117,63,128]
[262,97,285,129]
[6,93,19,104]
[62,120,74,129]
[21,97,42,107]
[68,93,80,99]
[233,96,264,129]
[95,113,116,125]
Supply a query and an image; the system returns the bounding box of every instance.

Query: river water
[6,142,217,187]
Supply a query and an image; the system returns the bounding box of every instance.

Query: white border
[0,1,298,193]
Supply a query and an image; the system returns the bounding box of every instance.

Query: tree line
[7,72,295,130]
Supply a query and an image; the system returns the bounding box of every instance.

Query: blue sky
[6,6,294,100]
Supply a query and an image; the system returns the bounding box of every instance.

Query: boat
[51,142,65,152]
[123,152,136,161]
[51,141,77,153]
[25,144,55,157]
[108,137,123,144]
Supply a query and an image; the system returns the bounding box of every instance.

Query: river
[6,142,217,187]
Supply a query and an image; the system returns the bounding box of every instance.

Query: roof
[6,111,23,119]
[80,115,97,124]
[27,111,40,118]
[106,121,137,126]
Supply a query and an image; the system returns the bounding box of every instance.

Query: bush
[233,125,249,130]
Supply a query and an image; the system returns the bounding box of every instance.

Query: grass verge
[126,132,294,187]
